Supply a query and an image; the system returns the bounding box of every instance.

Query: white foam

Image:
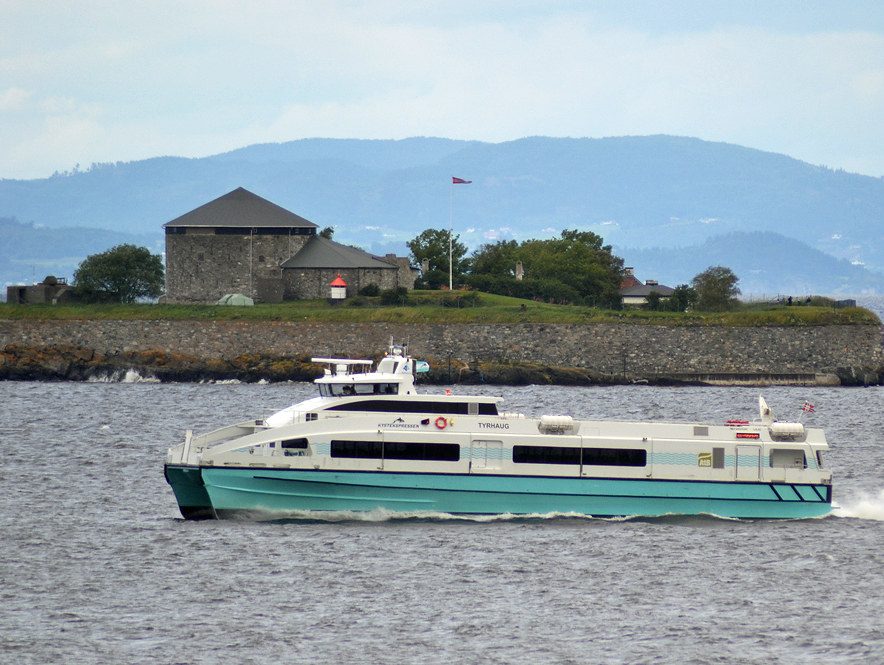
[233,509,730,523]
[87,368,156,383]
[833,489,884,521]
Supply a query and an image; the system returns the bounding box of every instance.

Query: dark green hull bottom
[164,465,215,520]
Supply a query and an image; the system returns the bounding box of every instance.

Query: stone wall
[164,230,311,302]
[2,320,881,382]
[282,267,401,299]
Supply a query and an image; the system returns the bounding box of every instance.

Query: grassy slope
[1,291,879,326]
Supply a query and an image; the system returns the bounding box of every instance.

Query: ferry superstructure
[164,344,832,520]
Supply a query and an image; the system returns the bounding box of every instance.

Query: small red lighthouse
[328,274,347,302]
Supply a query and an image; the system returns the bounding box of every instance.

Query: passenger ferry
[164,343,832,520]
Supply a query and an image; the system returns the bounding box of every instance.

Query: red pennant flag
[452,177,472,184]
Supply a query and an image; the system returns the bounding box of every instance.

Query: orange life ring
[434,416,447,430]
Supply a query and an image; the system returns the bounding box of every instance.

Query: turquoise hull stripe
[196,467,831,519]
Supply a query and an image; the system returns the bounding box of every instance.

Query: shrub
[358,283,380,297]
[441,291,482,308]
[380,287,411,306]
[465,274,583,305]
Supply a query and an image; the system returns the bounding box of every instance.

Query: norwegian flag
[802,401,816,413]
[452,177,472,184]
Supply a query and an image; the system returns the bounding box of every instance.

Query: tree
[73,244,164,303]
[471,230,624,307]
[645,291,662,311]
[665,284,698,312]
[691,266,740,311]
[319,226,335,239]
[407,228,469,289]
[470,240,520,277]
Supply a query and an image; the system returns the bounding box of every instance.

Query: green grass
[0,290,879,326]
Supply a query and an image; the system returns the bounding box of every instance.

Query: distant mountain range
[2,135,883,295]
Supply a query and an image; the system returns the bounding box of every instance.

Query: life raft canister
[434,416,447,430]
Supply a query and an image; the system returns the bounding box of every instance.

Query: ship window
[281,438,308,449]
[330,440,459,462]
[305,413,318,421]
[327,400,497,415]
[513,445,581,465]
[713,447,725,469]
[384,442,460,462]
[816,451,824,468]
[513,446,647,467]
[582,448,646,467]
[354,383,375,394]
[769,449,806,469]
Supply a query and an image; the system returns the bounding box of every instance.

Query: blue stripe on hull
[200,468,831,520]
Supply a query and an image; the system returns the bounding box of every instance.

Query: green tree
[73,244,164,303]
[691,266,740,311]
[407,228,469,289]
[468,230,624,307]
[519,230,624,308]
[319,226,335,239]
[645,291,662,311]
[664,284,698,312]
[470,240,520,276]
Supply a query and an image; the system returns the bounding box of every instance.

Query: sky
[1,0,883,179]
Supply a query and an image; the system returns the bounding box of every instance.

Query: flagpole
[449,183,453,291]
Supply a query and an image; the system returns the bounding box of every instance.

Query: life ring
[434,416,447,430]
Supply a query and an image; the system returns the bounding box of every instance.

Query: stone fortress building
[163,187,415,303]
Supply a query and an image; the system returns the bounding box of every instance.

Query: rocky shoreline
[2,343,880,386]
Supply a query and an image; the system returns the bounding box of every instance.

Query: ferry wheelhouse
[164,344,832,520]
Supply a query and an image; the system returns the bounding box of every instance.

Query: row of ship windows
[327,440,647,466]
[326,400,499,415]
[276,439,818,469]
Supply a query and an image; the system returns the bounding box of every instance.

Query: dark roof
[621,283,675,297]
[163,187,318,229]
[280,236,398,270]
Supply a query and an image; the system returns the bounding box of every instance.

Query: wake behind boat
[164,343,832,520]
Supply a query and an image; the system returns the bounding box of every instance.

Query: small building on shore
[163,187,415,303]
[620,268,674,306]
[6,276,74,305]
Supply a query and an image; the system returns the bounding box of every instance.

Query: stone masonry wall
[165,231,310,302]
[1,320,881,379]
[282,267,400,299]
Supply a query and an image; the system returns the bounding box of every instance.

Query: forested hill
[1,135,883,294]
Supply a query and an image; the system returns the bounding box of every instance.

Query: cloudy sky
[1,0,883,179]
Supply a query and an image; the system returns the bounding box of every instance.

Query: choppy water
[1,381,882,664]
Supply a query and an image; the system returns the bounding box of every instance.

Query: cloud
[0,2,883,177]
[0,87,31,111]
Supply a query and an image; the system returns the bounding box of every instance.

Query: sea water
[1,381,882,664]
